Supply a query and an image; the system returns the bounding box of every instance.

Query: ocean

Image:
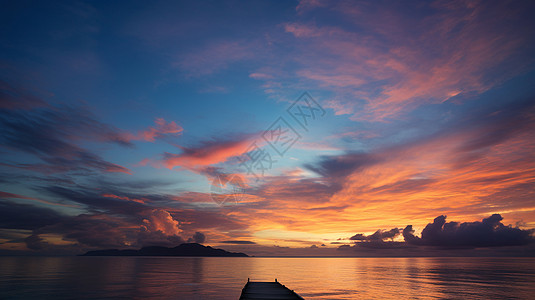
[1,256,534,299]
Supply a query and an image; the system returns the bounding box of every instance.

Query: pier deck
[239,279,304,300]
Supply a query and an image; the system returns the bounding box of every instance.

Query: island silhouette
[81,243,248,257]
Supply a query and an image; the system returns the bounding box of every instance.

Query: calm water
[1,257,534,299]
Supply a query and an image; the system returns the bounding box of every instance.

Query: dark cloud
[2,152,131,175]
[0,172,77,186]
[41,185,148,216]
[220,240,256,244]
[92,177,177,192]
[32,208,186,250]
[0,80,47,110]
[403,214,534,248]
[345,228,404,250]
[450,98,535,167]
[303,97,535,190]
[350,228,400,241]
[36,213,138,249]
[0,100,132,175]
[254,176,336,204]
[337,244,351,251]
[137,229,185,248]
[353,241,407,250]
[187,232,206,244]
[24,234,49,250]
[177,209,246,232]
[305,151,379,185]
[0,181,207,252]
[349,234,366,241]
[0,200,66,230]
[342,215,534,254]
[0,177,247,252]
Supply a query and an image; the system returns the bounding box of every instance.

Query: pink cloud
[249,73,274,80]
[284,23,323,37]
[163,135,256,170]
[128,118,183,142]
[297,70,366,88]
[274,2,534,121]
[141,209,182,236]
[101,193,146,204]
[0,80,48,110]
[103,163,132,175]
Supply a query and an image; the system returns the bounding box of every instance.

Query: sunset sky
[1,0,534,256]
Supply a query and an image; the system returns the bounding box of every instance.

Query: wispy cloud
[161,134,256,170]
[0,101,132,175]
[274,1,535,121]
[127,118,183,142]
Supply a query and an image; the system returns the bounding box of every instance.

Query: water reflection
[1,257,534,299]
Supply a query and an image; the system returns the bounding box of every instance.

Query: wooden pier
[239,278,304,300]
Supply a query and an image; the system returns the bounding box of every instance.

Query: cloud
[299,97,535,233]
[345,228,404,250]
[305,151,379,181]
[350,228,400,241]
[24,205,188,250]
[271,1,535,121]
[220,240,257,244]
[36,213,136,249]
[0,190,74,207]
[339,215,533,254]
[187,232,206,244]
[141,209,182,236]
[42,185,147,216]
[0,80,47,110]
[101,193,146,204]
[249,73,274,80]
[255,175,336,205]
[128,118,183,142]
[24,234,49,250]
[136,209,187,247]
[0,200,66,230]
[1,188,216,251]
[0,102,132,175]
[162,134,255,170]
[403,214,533,248]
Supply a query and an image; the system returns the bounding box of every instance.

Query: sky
[1,0,535,256]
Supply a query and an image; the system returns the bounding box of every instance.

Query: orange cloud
[101,193,146,204]
[219,104,535,245]
[141,209,182,236]
[104,163,132,175]
[280,1,533,121]
[128,118,183,142]
[326,130,535,235]
[163,135,255,170]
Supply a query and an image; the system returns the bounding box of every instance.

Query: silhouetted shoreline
[80,243,248,257]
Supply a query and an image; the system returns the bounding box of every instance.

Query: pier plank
[239,279,304,300]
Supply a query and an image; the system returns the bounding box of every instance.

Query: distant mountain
[81,243,248,257]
